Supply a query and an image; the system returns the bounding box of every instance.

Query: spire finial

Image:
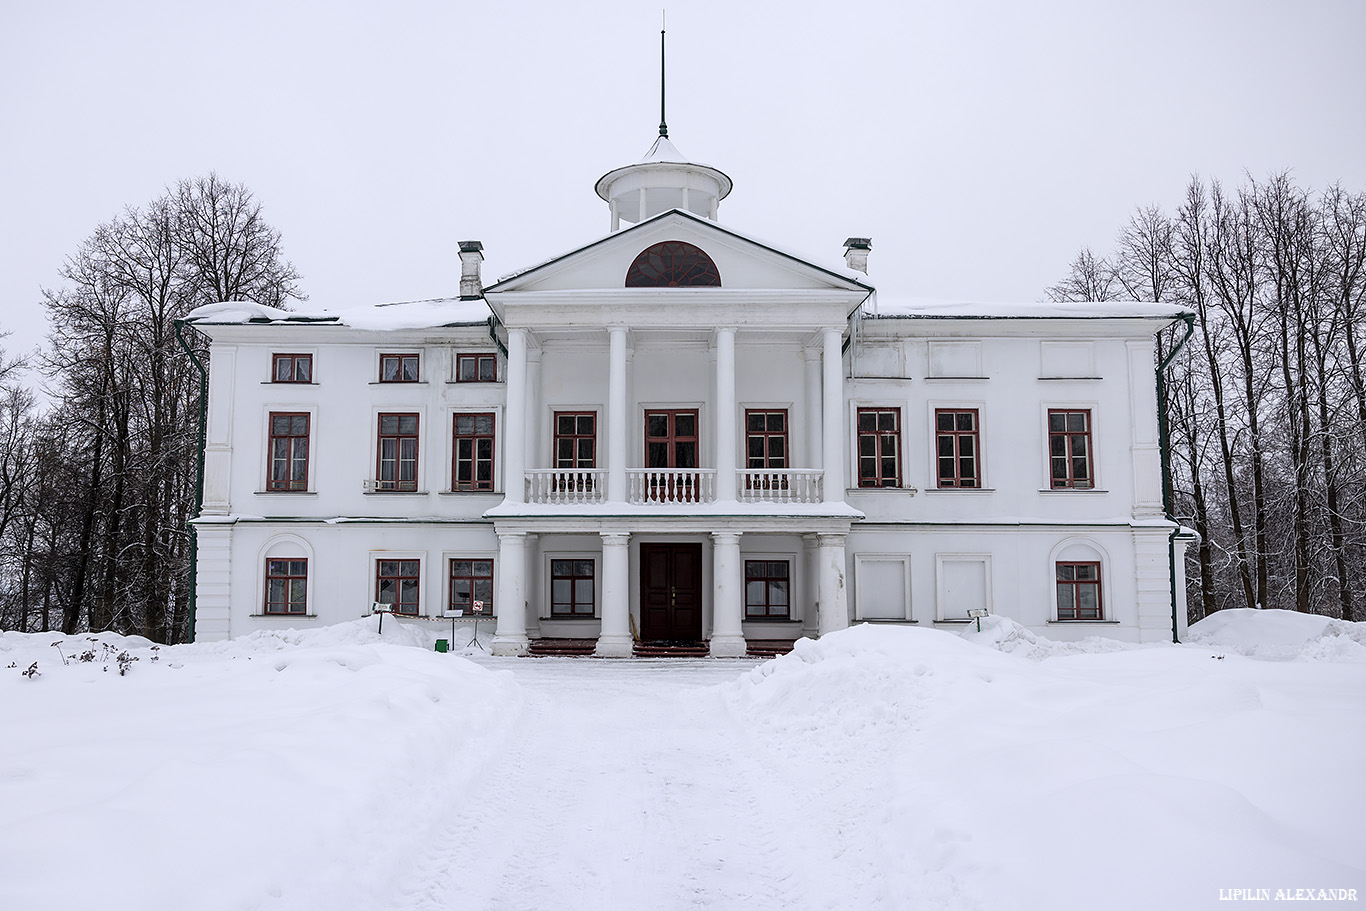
[659,11,668,138]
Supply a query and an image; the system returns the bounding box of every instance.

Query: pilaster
[492,532,529,655]
[817,532,849,636]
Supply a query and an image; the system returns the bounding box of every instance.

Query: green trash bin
[435,639,449,653]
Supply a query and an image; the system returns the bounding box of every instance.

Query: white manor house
[183,126,1195,656]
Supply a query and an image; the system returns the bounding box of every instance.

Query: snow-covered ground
[1,611,1362,910]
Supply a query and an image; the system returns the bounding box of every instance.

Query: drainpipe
[174,319,208,643]
[1157,313,1195,643]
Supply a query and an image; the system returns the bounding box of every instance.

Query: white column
[715,327,737,503]
[525,346,542,483]
[802,533,820,637]
[817,533,849,636]
[710,531,746,657]
[610,198,620,232]
[492,532,529,655]
[595,533,633,657]
[503,328,528,504]
[638,188,648,223]
[803,348,822,473]
[822,328,845,503]
[607,327,628,503]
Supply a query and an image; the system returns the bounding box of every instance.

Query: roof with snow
[869,297,1195,320]
[182,297,493,330]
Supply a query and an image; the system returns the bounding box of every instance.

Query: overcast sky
[3,0,1363,359]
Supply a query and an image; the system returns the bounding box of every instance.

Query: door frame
[638,541,704,642]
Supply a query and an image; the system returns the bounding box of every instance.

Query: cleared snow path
[381,658,851,911]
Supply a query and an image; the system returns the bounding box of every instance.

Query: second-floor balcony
[523,468,823,506]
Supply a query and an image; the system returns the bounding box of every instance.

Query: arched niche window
[625,241,722,288]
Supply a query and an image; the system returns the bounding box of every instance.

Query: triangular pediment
[484,210,873,295]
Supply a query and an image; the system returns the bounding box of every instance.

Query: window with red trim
[1048,409,1093,488]
[267,412,310,491]
[264,559,308,614]
[456,354,497,382]
[554,412,597,468]
[745,560,790,619]
[376,559,421,615]
[935,409,980,488]
[857,408,901,487]
[453,413,495,490]
[449,559,493,616]
[1056,562,1102,620]
[380,353,420,383]
[551,560,595,617]
[745,410,788,469]
[272,354,312,383]
[376,413,419,491]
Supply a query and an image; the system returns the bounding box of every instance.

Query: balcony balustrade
[627,468,715,504]
[738,469,823,504]
[524,469,606,504]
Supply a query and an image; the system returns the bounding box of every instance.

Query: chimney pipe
[458,240,484,300]
[843,237,871,274]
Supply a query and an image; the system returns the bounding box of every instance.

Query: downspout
[487,314,508,357]
[1157,313,1196,643]
[174,319,208,643]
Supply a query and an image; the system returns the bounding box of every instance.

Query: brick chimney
[843,237,871,274]
[458,241,484,300]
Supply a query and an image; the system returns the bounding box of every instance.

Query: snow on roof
[184,297,493,330]
[639,135,687,163]
[869,297,1193,320]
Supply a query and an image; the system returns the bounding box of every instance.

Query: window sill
[255,490,317,496]
[1037,488,1109,494]
[261,381,319,385]
[922,487,996,494]
[362,490,431,496]
[437,490,501,496]
[368,381,428,386]
[923,376,989,382]
[858,618,918,624]
[848,487,919,495]
[743,616,800,624]
[445,380,503,386]
[1037,376,1103,381]
[932,619,974,625]
[253,613,318,618]
[1047,619,1119,625]
[545,615,597,621]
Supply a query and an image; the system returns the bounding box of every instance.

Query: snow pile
[957,614,1132,659]
[1188,608,1366,662]
[0,621,521,911]
[725,623,1365,910]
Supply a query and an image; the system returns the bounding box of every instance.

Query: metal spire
[659,12,668,138]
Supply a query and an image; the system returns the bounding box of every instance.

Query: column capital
[711,531,742,546]
[817,533,846,548]
[600,532,630,548]
[497,531,527,545]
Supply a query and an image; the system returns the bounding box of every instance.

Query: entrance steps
[746,639,798,658]
[527,638,597,657]
[633,641,711,658]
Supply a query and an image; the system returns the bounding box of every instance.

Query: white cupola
[595,134,733,231]
[594,24,732,231]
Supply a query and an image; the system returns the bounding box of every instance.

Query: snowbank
[1188,608,1366,662]
[724,623,1366,910]
[0,620,521,911]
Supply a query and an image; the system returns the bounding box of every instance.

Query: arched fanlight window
[625,241,722,287]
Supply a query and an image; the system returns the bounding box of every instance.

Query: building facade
[184,133,1194,654]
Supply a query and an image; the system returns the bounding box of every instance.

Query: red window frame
[456,353,497,383]
[550,559,595,617]
[263,558,308,614]
[271,353,313,383]
[379,353,420,383]
[1056,562,1103,620]
[857,408,901,488]
[1048,409,1094,488]
[449,559,493,616]
[376,413,419,491]
[744,560,791,619]
[745,410,788,469]
[452,413,496,491]
[267,412,310,491]
[935,409,980,488]
[554,412,597,469]
[376,559,421,616]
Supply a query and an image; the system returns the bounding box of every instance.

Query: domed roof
[595,135,733,230]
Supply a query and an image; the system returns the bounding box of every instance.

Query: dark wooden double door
[640,543,703,643]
